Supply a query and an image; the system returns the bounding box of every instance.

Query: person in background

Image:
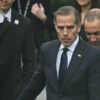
[0,1,16,99]
[73,0,100,42]
[84,8,100,48]
[17,6,100,100]
[0,0,36,98]
[13,0,56,53]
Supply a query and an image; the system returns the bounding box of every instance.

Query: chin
[63,43,71,47]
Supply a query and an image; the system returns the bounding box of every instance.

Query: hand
[31,3,47,23]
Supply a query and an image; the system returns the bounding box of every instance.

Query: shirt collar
[59,35,79,52]
[0,15,4,23]
[5,8,12,22]
[0,8,12,23]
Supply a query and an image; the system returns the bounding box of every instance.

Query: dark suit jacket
[13,0,56,49]
[11,10,36,97]
[17,38,100,100]
[0,20,16,100]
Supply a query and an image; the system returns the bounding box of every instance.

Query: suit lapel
[11,10,16,24]
[48,40,60,90]
[0,21,10,38]
[11,10,20,25]
[61,39,86,91]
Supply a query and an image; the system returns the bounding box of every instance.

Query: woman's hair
[73,0,99,14]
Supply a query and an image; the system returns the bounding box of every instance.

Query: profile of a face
[84,19,100,48]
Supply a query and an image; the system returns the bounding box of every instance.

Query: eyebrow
[56,25,75,29]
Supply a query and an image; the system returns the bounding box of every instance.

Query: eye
[86,31,100,35]
[57,26,64,30]
[67,26,74,30]
[94,32,100,35]
[86,32,91,36]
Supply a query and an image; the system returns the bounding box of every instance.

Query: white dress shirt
[56,35,79,78]
[0,9,12,23]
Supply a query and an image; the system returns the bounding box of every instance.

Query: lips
[62,39,71,43]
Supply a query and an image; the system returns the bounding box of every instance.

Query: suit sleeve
[21,19,37,86]
[0,21,16,80]
[88,51,100,100]
[17,46,46,100]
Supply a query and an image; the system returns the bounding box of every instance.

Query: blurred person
[84,8,100,48]
[0,0,36,98]
[73,0,100,42]
[13,0,56,53]
[0,1,16,100]
[17,6,100,100]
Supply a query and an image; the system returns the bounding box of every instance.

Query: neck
[81,3,92,25]
[0,8,10,15]
[81,3,92,13]
[0,10,6,16]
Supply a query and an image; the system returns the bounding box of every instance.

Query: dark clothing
[79,25,88,42]
[17,38,100,100]
[11,10,36,97]
[13,0,56,50]
[73,0,100,42]
[0,20,16,100]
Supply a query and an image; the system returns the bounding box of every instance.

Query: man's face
[76,0,92,7]
[0,0,15,13]
[84,19,100,48]
[55,14,81,47]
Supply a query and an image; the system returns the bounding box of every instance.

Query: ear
[54,20,56,25]
[77,23,81,33]
[54,20,57,29]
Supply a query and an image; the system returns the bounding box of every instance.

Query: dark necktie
[58,47,68,86]
[3,17,8,22]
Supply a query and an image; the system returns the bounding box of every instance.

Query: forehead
[85,19,100,32]
[55,15,76,25]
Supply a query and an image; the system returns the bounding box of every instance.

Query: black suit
[11,10,36,97]
[13,0,56,50]
[0,20,16,100]
[17,38,100,100]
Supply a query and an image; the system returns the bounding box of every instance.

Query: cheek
[72,33,77,40]
[71,29,78,37]
[97,35,100,40]
[57,32,62,38]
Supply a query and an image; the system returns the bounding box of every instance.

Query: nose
[63,27,68,35]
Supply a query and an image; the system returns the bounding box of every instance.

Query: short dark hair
[53,6,80,25]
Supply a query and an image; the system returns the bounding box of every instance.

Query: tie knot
[63,47,68,53]
[3,17,8,22]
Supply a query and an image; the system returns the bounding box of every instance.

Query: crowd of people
[0,0,100,100]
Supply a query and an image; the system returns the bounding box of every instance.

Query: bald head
[84,8,100,48]
[84,8,100,22]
